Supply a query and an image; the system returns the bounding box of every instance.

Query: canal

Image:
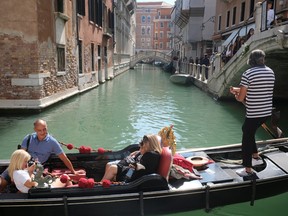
[0,64,287,215]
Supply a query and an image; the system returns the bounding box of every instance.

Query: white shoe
[252,158,263,166]
[236,168,254,177]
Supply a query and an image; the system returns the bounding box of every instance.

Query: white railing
[174,61,211,82]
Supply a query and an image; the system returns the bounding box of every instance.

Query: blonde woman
[101,134,162,182]
[8,149,71,193]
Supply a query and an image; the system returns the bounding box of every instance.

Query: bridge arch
[130,51,171,68]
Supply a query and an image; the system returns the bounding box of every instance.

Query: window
[159,42,163,49]
[167,42,170,49]
[141,42,145,47]
[226,11,230,27]
[96,0,103,26]
[147,16,151,23]
[232,7,236,25]
[218,15,222,31]
[160,22,164,28]
[77,0,85,16]
[91,44,95,71]
[142,27,145,35]
[167,32,171,38]
[147,27,151,35]
[57,45,65,71]
[55,0,64,13]
[160,31,163,38]
[241,2,245,22]
[108,9,114,29]
[142,16,146,23]
[249,0,255,18]
[98,45,101,58]
[147,42,150,47]
[88,0,102,26]
[89,0,95,22]
[78,40,83,74]
[155,32,158,40]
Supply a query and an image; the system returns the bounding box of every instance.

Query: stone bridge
[177,2,288,101]
[207,24,288,100]
[130,51,171,68]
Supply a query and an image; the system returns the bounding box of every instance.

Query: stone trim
[11,72,51,86]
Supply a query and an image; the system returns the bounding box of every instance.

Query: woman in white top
[8,149,71,193]
[7,149,38,193]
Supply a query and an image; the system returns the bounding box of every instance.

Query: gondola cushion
[157,147,172,181]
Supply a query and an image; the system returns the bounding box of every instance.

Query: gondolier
[230,49,275,177]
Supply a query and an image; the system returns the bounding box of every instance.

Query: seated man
[0,119,83,192]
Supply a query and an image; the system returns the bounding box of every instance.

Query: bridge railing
[174,61,211,82]
[130,51,171,62]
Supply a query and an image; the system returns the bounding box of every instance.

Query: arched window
[147,16,151,23]
[142,16,146,23]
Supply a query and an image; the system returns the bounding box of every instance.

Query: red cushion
[51,169,86,182]
[157,147,172,181]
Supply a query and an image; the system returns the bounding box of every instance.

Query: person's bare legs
[101,165,118,182]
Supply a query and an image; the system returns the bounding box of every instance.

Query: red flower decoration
[79,146,92,154]
[98,147,105,154]
[102,179,111,188]
[87,178,95,188]
[60,174,69,183]
[78,178,88,188]
[67,143,74,150]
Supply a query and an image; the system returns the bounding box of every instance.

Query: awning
[222,23,255,47]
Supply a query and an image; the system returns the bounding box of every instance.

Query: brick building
[0,0,114,111]
[135,1,173,53]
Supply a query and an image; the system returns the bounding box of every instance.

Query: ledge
[56,71,67,76]
[55,12,70,21]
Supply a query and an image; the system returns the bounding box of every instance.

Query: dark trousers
[241,116,269,167]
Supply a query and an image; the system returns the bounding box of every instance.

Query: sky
[137,0,175,6]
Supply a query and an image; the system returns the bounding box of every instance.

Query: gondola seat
[157,147,172,181]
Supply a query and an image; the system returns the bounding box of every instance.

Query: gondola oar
[240,101,283,139]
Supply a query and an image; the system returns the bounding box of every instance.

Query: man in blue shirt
[0,119,81,191]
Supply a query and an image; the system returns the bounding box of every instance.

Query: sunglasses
[139,135,149,147]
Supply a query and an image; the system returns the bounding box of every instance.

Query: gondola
[1,137,288,216]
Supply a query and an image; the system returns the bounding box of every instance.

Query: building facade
[135,1,173,53]
[113,0,136,75]
[171,0,216,62]
[212,0,288,53]
[0,0,115,111]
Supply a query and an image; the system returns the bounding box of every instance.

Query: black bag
[17,134,31,150]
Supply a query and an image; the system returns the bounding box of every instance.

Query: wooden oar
[261,122,277,139]
[241,101,283,139]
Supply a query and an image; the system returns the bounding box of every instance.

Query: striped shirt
[240,66,275,118]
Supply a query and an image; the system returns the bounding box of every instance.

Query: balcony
[103,26,113,38]
[174,0,190,28]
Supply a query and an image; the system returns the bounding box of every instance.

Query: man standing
[230,49,275,177]
[0,119,82,191]
[267,1,277,29]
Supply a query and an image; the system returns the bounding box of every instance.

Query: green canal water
[0,64,287,215]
